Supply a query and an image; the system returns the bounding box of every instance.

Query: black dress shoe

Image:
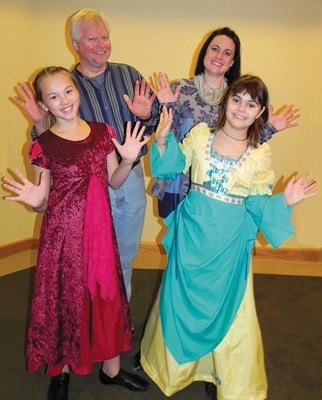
[99,368,149,392]
[47,372,69,400]
[205,381,217,400]
[132,350,143,371]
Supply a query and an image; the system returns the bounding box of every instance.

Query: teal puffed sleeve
[150,133,186,179]
[245,193,294,248]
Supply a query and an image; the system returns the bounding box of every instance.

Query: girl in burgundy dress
[3,66,150,400]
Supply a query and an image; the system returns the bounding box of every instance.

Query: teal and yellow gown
[141,123,294,400]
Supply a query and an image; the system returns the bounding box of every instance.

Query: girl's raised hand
[283,173,317,206]
[156,106,173,141]
[111,122,150,163]
[2,169,47,208]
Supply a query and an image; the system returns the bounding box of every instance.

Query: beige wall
[1,0,321,248]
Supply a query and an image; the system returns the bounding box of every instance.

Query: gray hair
[69,9,110,42]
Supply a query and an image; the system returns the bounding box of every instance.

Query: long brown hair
[195,27,241,84]
[214,75,269,147]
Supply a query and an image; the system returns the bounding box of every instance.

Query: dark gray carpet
[1,268,322,399]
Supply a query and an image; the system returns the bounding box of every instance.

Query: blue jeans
[108,162,147,301]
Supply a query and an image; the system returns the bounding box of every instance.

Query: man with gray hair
[68,9,158,303]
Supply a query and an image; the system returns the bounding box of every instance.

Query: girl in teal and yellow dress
[140,75,317,400]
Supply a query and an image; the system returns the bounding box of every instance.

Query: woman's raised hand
[152,72,180,104]
[268,104,300,132]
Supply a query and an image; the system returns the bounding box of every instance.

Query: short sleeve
[179,126,196,173]
[104,124,116,155]
[228,143,275,197]
[181,123,213,182]
[28,140,50,169]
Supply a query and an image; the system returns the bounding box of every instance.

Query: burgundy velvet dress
[26,122,132,376]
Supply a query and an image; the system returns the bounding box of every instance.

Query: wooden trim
[1,238,321,263]
[138,242,166,254]
[253,247,322,262]
[136,242,322,262]
[0,238,39,258]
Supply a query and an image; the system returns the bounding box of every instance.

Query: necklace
[194,74,227,106]
[221,127,248,142]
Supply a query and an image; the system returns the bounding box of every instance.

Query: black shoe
[132,350,142,372]
[47,372,69,400]
[99,367,149,392]
[205,382,217,400]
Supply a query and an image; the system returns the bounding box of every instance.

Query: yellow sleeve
[229,143,275,197]
[179,123,212,182]
[178,125,198,174]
